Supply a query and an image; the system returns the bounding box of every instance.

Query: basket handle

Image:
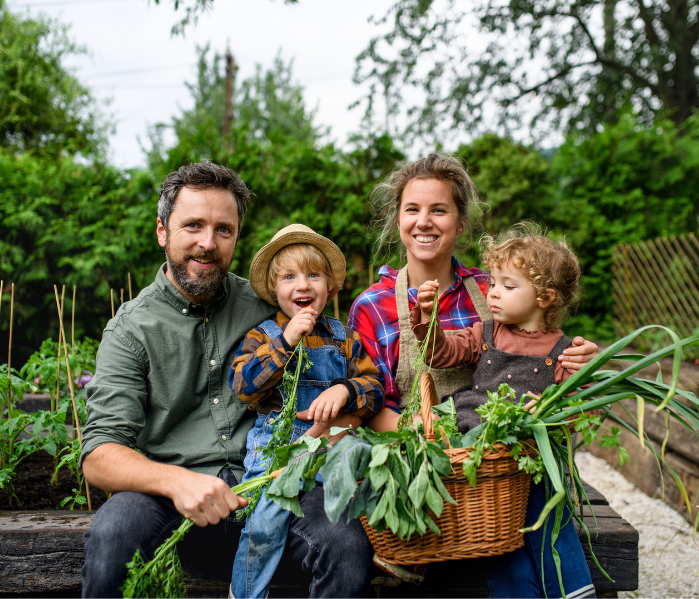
[420,372,438,441]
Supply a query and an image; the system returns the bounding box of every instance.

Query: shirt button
[213,398,219,404]
[221,435,227,441]
[210,359,216,366]
[182,308,187,314]
[507,374,512,379]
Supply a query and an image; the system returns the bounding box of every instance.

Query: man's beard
[165,239,230,300]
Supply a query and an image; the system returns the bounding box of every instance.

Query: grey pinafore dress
[454,319,572,433]
[394,267,492,407]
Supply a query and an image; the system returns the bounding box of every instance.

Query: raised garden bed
[0,481,637,598]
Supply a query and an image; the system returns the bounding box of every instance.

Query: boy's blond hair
[268,244,340,300]
[481,223,581,328]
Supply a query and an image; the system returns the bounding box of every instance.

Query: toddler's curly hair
[481,223,581,328]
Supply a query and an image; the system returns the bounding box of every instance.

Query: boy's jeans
[231,413,319,599]
[485,480,596,598]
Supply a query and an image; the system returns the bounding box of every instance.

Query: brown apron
[394,267,492,408]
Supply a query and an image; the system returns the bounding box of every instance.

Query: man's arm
[83,443,246,527]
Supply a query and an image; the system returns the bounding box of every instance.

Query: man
[80,162,373,598]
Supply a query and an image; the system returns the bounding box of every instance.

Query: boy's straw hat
[249,224,346,306]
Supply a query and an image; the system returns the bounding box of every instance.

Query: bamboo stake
[71,285,76,354]
[0,280,3,470]
[128,273,133,301]
[54,286,92,511]
[120,288,124,305]
[53,290,66,486]
[110,289,115,319]
[6,284,15,492]
[369,263,373,287]
[334,295,340,320]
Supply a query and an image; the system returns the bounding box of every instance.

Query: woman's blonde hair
[268,244,340,299]
[371,153,481,260]
[481,223,581,328]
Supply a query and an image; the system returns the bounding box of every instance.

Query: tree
[353,0,699,147]
[0,2,108,157]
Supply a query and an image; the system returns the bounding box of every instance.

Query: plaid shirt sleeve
[338,327,384,418]
[229,327,292,404]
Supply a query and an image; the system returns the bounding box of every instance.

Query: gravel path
[575,451,699,598]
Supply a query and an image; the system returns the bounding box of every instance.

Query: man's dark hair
[158,162,252,236]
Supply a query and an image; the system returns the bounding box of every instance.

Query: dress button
[221,435,227,441]
[213,398,219,404]
[182,308,187,314]
[482,343,488,351]
[534,368,539,373]
[545,358,553,366]
[487,360,491,365]
[475,385,479,390]
[210,359,216,366]
[507,374,512,379]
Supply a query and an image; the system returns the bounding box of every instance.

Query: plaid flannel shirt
[229,311,383,417]
[348,257,490,412]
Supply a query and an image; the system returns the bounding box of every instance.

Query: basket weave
[360,372,534,565]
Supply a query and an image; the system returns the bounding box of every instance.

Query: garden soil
[0,452,107,511]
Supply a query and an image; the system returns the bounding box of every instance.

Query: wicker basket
[360,372,534,565]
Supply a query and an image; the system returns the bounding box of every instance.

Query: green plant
[52,439,87,510]
[120,474,283,598]
[236,339,312,520]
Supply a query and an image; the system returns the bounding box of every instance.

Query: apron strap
[463,275,492,322]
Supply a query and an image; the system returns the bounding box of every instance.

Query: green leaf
[369,464,390,490]
[424,481,444,518]
[369,443,390,468]
[407,461,429,509]
[318,435,371,524]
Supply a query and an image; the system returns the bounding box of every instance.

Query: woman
[348,154,597,598]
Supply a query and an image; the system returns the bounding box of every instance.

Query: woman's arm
[557,337,598,372]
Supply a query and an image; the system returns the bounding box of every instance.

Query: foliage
[52,439,87,510]
[0,2,108,157]
[549,113,699,339]
[236,339,312,520]
[121,474,278,599]
[353,0,699,147]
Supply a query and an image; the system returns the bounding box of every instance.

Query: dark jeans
[82,477,374,598]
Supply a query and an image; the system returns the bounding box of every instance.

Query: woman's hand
[558,336,598,372]
[417,280,439,324]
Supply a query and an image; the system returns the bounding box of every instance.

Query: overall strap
[258,318,284,340]
[482,318,496,345]
[325,316,347,342]
[547,333,573,359]
[463,275,492,323]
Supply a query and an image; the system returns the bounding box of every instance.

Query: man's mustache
[188,251,223,263]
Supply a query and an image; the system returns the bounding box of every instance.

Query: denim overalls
[231,317,348,599]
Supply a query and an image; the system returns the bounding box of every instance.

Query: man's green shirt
[80,265,277,481]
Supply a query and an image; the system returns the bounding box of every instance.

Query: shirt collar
[378,256,479,291]
[155,263,229,315]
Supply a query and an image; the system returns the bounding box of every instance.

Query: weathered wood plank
[0,480,638,598]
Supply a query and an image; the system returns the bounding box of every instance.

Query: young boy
[229,224,384,599]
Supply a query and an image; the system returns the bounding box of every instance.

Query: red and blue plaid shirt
[348,257,489,412]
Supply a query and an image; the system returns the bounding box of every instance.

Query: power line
[86,64,195,79]
[11,0,136,7]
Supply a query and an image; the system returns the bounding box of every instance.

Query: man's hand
[168,469,247,527]
[298,409,362,444]
[283,307,318,346]
[417,280,439,324]
[306,384,350,425]
[558,336,598,371]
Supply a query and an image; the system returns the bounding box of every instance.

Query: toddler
[412,224,596,599]
[229,224,383,599]
[413,224,580,432]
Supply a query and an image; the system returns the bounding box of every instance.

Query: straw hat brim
[249,227,346,306]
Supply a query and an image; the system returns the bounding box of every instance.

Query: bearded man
[80,162,373,598]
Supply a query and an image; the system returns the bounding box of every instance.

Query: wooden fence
[612,233,699,359]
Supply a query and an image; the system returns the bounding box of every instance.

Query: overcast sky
[8,0,397,169]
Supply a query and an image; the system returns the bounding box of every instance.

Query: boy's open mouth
[294,298,314,309]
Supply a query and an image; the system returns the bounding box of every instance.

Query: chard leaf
[319,435,372,524]
[369,444,390,468]
[408,461,429,509]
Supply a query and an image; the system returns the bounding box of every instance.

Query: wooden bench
[0,481,637,598]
